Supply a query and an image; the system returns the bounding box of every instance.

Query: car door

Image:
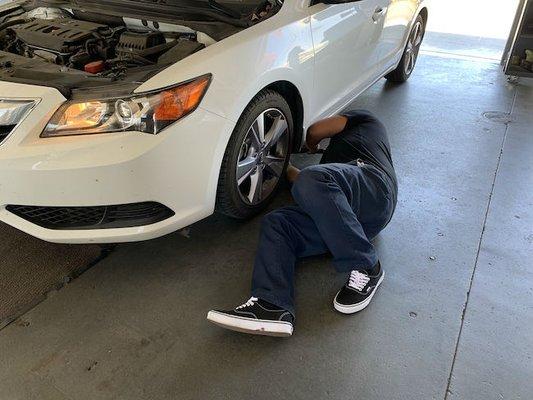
[376,0,419,73]
[308,0,387,120]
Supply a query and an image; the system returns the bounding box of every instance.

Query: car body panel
[307,0,386,120]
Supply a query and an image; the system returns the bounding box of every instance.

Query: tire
[385,14,426,83]
[216,90,294,219]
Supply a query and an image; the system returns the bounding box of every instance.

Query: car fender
[135,0,315,140]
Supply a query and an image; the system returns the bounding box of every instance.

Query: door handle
[372,6,387,22]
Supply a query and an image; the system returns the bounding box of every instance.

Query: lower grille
[6,202,174,230]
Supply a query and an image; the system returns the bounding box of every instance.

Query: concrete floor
[1,36,532,400]
[0,223,101,329]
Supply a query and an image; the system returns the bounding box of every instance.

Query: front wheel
[385,14,426,83]
[216,90,293,219]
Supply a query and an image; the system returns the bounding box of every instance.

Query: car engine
[9,18,121,68]
[0,11,209,76]
[0,2,281,92]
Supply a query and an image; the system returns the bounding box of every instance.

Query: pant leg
[291,163,393,272]
[251,206,329,315]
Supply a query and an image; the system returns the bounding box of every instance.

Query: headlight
[41,74,211,138]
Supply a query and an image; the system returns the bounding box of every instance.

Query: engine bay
[0,1,280,96]
[10,18,123,68]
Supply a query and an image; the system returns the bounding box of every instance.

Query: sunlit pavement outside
[422,0,519,61]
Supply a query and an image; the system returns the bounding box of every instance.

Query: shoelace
[348,270,370,291]
[236,297,258,310]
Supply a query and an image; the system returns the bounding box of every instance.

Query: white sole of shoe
[206,311,293,337]
[333,272,385,314]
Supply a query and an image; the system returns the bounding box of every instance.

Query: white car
[0,0,427,244]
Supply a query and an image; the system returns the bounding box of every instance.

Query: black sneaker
[207,297,294,337]
[333,263,384,314]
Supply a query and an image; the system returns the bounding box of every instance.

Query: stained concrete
[0,39,532,400]
[0,223,101,329]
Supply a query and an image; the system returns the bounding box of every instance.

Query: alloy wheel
[404,20,424,76]
[236,108,290,205]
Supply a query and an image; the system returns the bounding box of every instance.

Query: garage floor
[0,224,102,329]
[1,34,532,400]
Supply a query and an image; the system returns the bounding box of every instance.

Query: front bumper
[0,81,235,243]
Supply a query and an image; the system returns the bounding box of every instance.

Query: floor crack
[443,87,518,399]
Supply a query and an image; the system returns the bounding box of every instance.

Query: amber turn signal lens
[154,75,211,122]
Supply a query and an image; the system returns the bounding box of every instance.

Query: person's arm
[286,115,349,183]
[306,115,349,153]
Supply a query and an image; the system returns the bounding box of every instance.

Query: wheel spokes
[413,22,423,46]
[404,20,423,75]
[412,23,420,45]
[248,166,264,203]
[264,155,285,178]
[414,33,422,47]
[406,52,415,73]
[251,112,266,146]
[235,108,289,206]
[265,116,288,149]
[237,156,258,185]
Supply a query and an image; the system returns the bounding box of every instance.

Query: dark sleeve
[323,110,375,145]
[320,110,385,164]
[341,110,380,131]
[320,124,360,164]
